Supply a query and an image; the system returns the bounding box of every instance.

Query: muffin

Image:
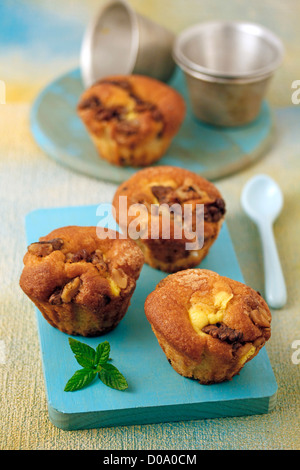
[144,269,271,384]
[112,166,226,273]
[19,226,144,336]
[77,75,185,167]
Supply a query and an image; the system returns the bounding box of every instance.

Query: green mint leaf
[95,341,110,365]
[68,337,96,369]
[64,369,97,392]
[98,363,128,391]
[65,339,128,392]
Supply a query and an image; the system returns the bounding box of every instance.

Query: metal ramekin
[173,21,284,126]
[80,0,176,88]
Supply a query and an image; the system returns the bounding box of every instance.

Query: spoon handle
[257,221,287,309]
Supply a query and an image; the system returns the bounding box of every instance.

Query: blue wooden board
[24,204,277,430]
[30,67,274,183]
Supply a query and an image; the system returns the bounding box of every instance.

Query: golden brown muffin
[112,166,226,273]
[145,269,271,384]
[19,226,144,336]
[77,75,185,167]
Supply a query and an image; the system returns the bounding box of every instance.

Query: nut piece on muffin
[144,269,271,384]
[77,75,185,167]
[19,226,144,337]
[112,166,226,273]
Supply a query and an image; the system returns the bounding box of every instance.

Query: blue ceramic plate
[24,204,277,430]
[30,68,274,183]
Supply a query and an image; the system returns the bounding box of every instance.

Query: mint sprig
[64,338,128,392]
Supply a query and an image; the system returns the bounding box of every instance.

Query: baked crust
[20,226,144,336]
[144,269,271,384]
[112,166,226,272]
[77,75,185,166]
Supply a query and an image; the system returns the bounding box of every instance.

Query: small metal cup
[80,0,176,88]
[173,21,284,126]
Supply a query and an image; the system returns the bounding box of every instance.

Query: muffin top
[77,75,186,146]
[144,269,271,363]
[113,166,226,240]
[20,226,144,310]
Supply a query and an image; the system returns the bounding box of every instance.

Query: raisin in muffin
[77,75,185,167]
[112,166,226,273]
[145,269,271,384]
[19,226,144,336]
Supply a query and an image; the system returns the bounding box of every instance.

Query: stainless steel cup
[173,21,284,126]
[80,0,176,87]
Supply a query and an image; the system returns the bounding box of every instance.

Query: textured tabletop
[0,0,299,450]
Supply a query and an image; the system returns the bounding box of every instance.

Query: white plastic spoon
[241,174,287,309]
